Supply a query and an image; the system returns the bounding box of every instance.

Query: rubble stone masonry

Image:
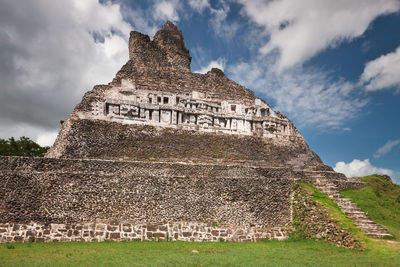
[0,156,299,242]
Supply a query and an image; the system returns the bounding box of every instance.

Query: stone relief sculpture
[88,85,298,139]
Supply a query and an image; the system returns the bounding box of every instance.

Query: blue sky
[0,0,399,182]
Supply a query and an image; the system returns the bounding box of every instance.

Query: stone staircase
[312,174,392,238]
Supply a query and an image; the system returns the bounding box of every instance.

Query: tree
[0,136,49,157]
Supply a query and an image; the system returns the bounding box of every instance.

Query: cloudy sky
[1,0,399,182]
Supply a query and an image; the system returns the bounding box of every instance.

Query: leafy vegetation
[341,174,400,240]
[0,136,49,157]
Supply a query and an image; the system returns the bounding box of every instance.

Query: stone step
[316,184,337,188]
[346,213,369,219]
[345,213,369,219]
[338,203,358,209]
[353,218,377,224]
[314,183,337,188]
[347,215,370,221]
[353,217,375,222]
[334,198,353,202]
[359,226,385,231]
[319,188,338,193]
[312,179,392,239]
[363,230,389,235]
[359,226,387,232]
[341,206,363,212]
[358,224,388,230]
[366,233,392,238]
[328,194,343,198]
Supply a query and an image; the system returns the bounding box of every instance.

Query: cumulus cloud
[228,59,367,128]
[238,0,400,71]
[0,0,132,145]
[360,46,400,91]
[153,0,181,22]
[195,58,226,74]
[334,159,394,178]
[374,139,400,158]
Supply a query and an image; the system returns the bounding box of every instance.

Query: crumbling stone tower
[0,22,364,243]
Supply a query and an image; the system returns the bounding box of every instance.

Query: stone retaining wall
[0,222,289,243]
[0,156,296,243]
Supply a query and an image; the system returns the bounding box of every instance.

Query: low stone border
[0,222,289,243]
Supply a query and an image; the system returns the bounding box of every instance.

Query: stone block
[147,225,158,232]
[26,230,36,237]
[14,236,24,242]
[110,233,121,239]
[96,224,106,231]
[122,225,132,232]
[211,230,219,236]
[153,232,165,238]
[183,232,191,237]
[107,225,118,232]
[159,225,168,231]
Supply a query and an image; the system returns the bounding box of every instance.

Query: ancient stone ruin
[0,21,390,243]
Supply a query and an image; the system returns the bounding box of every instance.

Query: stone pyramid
[46,21,326,171]
[1,22,371,243]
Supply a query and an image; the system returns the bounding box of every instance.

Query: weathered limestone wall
[0,156,296,242]
[46,119,323,169]
[0,222,289,243]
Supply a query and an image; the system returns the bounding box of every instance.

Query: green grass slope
[340,175,400,240]
[295,182,365,243]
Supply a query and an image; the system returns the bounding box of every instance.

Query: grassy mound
[292,182,362,248]
[340,175,400,240]
[293,182,366,241]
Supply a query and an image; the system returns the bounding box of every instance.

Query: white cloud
[228,59,367,128]
[334,159,394,178]
[374,139,400,158]
[188,0,210,12]
[0,0,132,141]
[238,0,400,71]
[360,46,400,91]
[153,0,181,22]
[195,58,226,74]
[37,131,58,147]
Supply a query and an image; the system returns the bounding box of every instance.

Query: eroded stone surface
[0,222,289,243]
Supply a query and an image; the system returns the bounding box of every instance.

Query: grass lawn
[1,238,400,267]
